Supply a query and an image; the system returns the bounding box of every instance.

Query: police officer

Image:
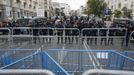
[33,20,41,44]
[108,24,115,45]
[47,20,54,43]
[65,20,72,44]
[72,21,79,44]
[100,24,107,45]
[55,20,64,44]
[126,25,131,47]
[86,22,92,45]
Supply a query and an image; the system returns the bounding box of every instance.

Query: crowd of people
[0,16,133,46]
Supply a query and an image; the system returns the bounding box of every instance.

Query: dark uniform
[55,22,64,44]
[86,24,92,45]
[100,25,107,45]
[47,21,54,43]
[126,27,131,46]
[72,23,79,44]
[65,22,72,44]
[33,21,42,44]
[108,25,115,45]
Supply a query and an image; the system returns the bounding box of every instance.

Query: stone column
[1,5,6,19]
[12,7,17,20]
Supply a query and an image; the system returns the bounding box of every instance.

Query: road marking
[59,44,67,63]
[83,41,97,69]
[83,40,102,69]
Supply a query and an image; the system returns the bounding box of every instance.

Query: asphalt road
[0,34,134,75]
[0,36,134,51]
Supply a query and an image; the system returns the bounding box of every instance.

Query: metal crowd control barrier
[11,27,80,49]
[43,52,70,75]
[11,27,33,49]
[81,28,127,45]
[82,69,134,75]
[0,49,69,75]
[130,31,134,41]
[11,27,51,49]
[124,51,134,59]
[1,51,40,69]
[0,49,38,69]
[46,49,134,75]
[52,28,80,49]
[0,69,55,75]
[0,28,11,49]
[0,27,128,49]
[1,49,134,75]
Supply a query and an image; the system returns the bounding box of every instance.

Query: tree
[122,7,132,19]
[113,9,122,18]
[85,0,107,17]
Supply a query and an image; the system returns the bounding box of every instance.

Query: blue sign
[104,9,112,16]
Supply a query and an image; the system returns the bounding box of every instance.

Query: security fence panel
[0,49,134,75]
[11,27,33,49]
[130,31,134,43]
[43,52,70,75]
[48,28,80,50]
[0,49,38,69]
[0,69,55,75]
[0,28,11,49]
[82,69,134,75]
[81,28,127,50]
[0,49,68,75]
[124,51,134,59]
[45,50,134,75]
[32,27,52,49]
[11,27,80,49]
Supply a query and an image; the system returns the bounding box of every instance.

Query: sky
[52,0,87,10]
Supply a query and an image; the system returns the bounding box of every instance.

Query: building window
[131,4,133,8]
[29,4,32,9]
[34,6,36,9]
[10,11,12,17]
[18,12,20,17]
[118,3,121,8]
[45,11,47,17]
[111,6,113,10]
[0,12,2,18]
[24,2,27,8]
[30,0,32,2]
[16,0,21,3]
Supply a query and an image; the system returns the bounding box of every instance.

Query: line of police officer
[0,16,131,46]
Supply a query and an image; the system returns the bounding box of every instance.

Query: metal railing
[0,49,134,75]
[0,49,39,69]
[0,28,11,49]
[81,28,127,38]
[46,49,134,74]
[0,49,70,75]
[83,41,102,69]
[130,31,134,41]
[43,52,70,75]
[0,50,39,69]
[82,69,134,75]
[0,69,55,75]
[81,28,127,45]
[10,27,80,49]
[124,51,134,59]
[0,27,129,49]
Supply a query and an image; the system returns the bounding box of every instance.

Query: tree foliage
[122,7,132,19]
[113,10,122,18]
[85,0,107,17]
[113,7,133,19]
